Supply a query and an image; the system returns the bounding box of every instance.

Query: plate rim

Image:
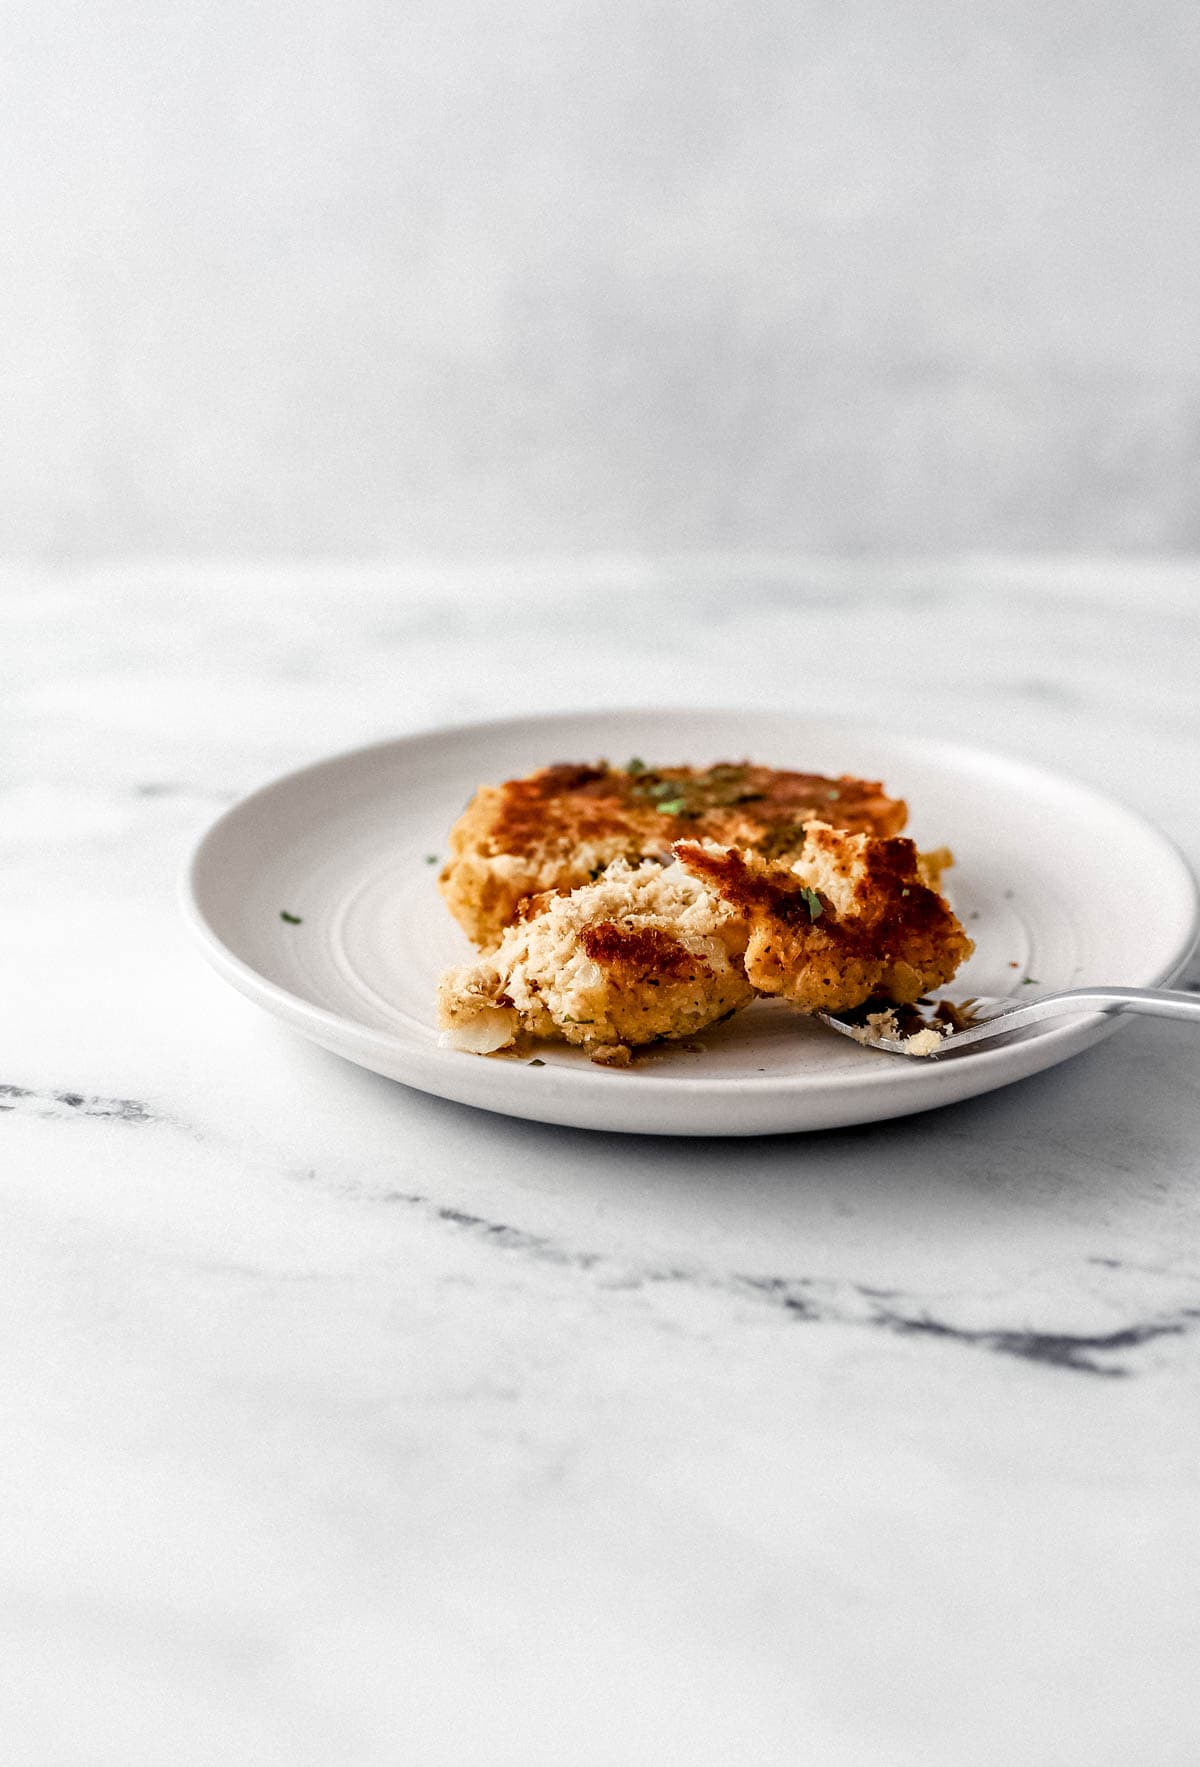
[179,705,1200,1106]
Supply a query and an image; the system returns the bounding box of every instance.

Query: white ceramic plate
[182,709,1199,1137]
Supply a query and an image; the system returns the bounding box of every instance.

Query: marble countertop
[4,557,1200,1766]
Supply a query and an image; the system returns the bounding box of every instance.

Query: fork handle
[1038,985,1200,1021]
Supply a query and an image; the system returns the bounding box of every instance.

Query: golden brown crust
[440,760,908,948]
[577,920,712,982]
[674,826,974,1012]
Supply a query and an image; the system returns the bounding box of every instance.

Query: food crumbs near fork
[844,1010,950,1058]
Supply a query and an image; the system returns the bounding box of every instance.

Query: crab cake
[440,761,908,948]
[675,824,974,1013]
[437,856,754,1057]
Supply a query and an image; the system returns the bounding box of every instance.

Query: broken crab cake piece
[675,822,974,1013]
[437,856,753,1056]
[440,761,908,949]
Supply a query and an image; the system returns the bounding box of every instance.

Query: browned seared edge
[578,920,711,982]
[484,761,907,854]
[674,833,974,1008]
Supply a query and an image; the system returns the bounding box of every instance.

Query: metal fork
[817,985,1200,1058]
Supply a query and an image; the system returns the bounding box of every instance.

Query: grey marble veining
[3,558,1200,1765]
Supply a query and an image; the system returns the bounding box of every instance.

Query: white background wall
[4,0,1199,560]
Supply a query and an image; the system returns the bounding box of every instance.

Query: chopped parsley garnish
[1021,977,1039,986]
[626,757,646,775]
[528,1058,546,1067]
[800,887,823,921]
[280,910,303,924]
[656,799,687,816]
[424,854,438,865]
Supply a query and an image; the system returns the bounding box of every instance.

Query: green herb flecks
[280,910,303,925]
[528,1058,546,1067]
[626,757,646,775]
[424,854,439,865]
[656,799,688,816]
[800,887,824,922]
[1021,977,1040,986]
